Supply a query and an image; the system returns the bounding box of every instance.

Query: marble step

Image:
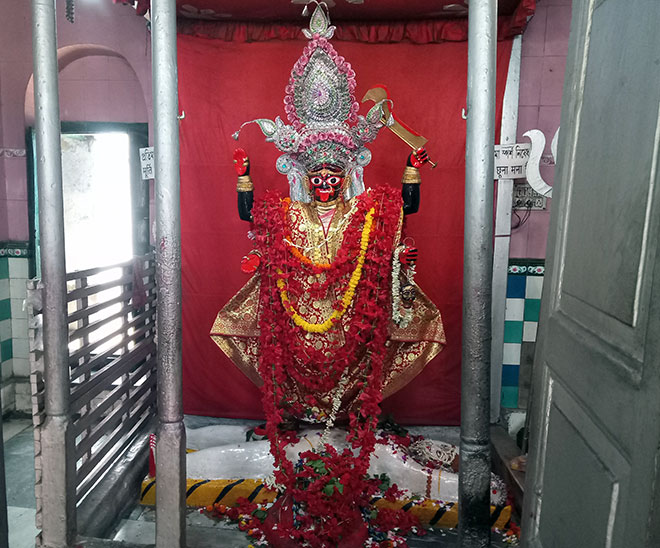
[112,519,250,547]
[111,518,514,547]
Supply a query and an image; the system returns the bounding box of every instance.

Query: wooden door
[522,1,660,546]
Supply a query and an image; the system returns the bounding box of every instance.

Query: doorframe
[26,121,149,278]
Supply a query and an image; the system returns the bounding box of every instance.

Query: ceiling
[173,0,523,22]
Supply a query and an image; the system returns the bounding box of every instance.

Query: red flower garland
[250,186,407,546]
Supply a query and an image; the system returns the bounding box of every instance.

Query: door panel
[538,380,629,548]
[523,1,660,546]
[546,317,641,449]
[562,1,660,327]
[559,0,660,366]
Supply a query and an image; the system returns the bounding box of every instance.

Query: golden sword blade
[361,86,437,169]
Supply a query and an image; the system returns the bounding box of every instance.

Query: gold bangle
[401,166,421,185]
[237,175,254,192]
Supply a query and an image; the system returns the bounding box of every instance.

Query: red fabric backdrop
[177,10,534,44]
[178,35,513,424]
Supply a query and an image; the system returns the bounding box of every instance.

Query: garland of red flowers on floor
[250,185,417,546]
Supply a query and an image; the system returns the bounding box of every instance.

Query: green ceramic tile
[0,258,8,279]
[0,339,12,361]
[501,386,519,409]
[0,299,11,321]
[503,321,523,343]
[502,364,520,387]
[524,298,541,322]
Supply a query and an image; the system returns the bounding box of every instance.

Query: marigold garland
[288,244,333,270]
[276,207,375,334]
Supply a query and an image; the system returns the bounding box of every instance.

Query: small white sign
[494,143,531,180]
[139,147,155,180]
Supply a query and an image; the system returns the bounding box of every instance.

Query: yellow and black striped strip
[186,480,211,498]
[401,501,415,512]
[428,502,453,527]
[373,499,510,530]
[139,476,510,530]
[247,483,265,502]
[213,479,245,505]
[141,478,156,501]
[490,504,506,527]
[140,477,277,508]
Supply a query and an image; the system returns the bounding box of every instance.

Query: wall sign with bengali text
[493,143,531,180]
[139,147,154,180]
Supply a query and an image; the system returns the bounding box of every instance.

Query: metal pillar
[31,1,77,547]
[490,35,522,422]
[151,1,186,546]
[459,0,497,546]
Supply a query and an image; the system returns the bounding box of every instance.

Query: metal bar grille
[73,365,157,437]
[70,339,155,406]
[76,407,154,504]
[29,253,158,521]
[68,293,156,368]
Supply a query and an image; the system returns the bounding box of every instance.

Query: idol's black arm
[402,184,420,215]
[236,160,254,222]
[238,190,253,222]
[401,153,421,215]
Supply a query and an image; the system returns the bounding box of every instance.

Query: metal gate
[28,254,157,539]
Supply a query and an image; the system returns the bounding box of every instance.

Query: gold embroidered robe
[211,195,445,419]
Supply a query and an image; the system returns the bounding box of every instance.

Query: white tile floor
[8,506,39,548]
[3,418,31,442]
[3,418,38,548]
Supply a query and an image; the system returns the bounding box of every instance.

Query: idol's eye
[328,177,340,186]
[310,177,323,186]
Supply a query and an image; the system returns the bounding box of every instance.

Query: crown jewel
[232,3,386,202]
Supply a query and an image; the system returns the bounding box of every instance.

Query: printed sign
[139,147,154,180]
[494,143,531,180]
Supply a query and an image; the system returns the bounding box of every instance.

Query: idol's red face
[308,168,344,203]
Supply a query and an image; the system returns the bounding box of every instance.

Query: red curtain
[178,35,513,424]
[177,0,535,44]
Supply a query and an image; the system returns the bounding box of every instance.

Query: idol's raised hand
[241,251,261,274]
[399,246,418,266]
[408,147,429,169]
[233,148,250,176]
